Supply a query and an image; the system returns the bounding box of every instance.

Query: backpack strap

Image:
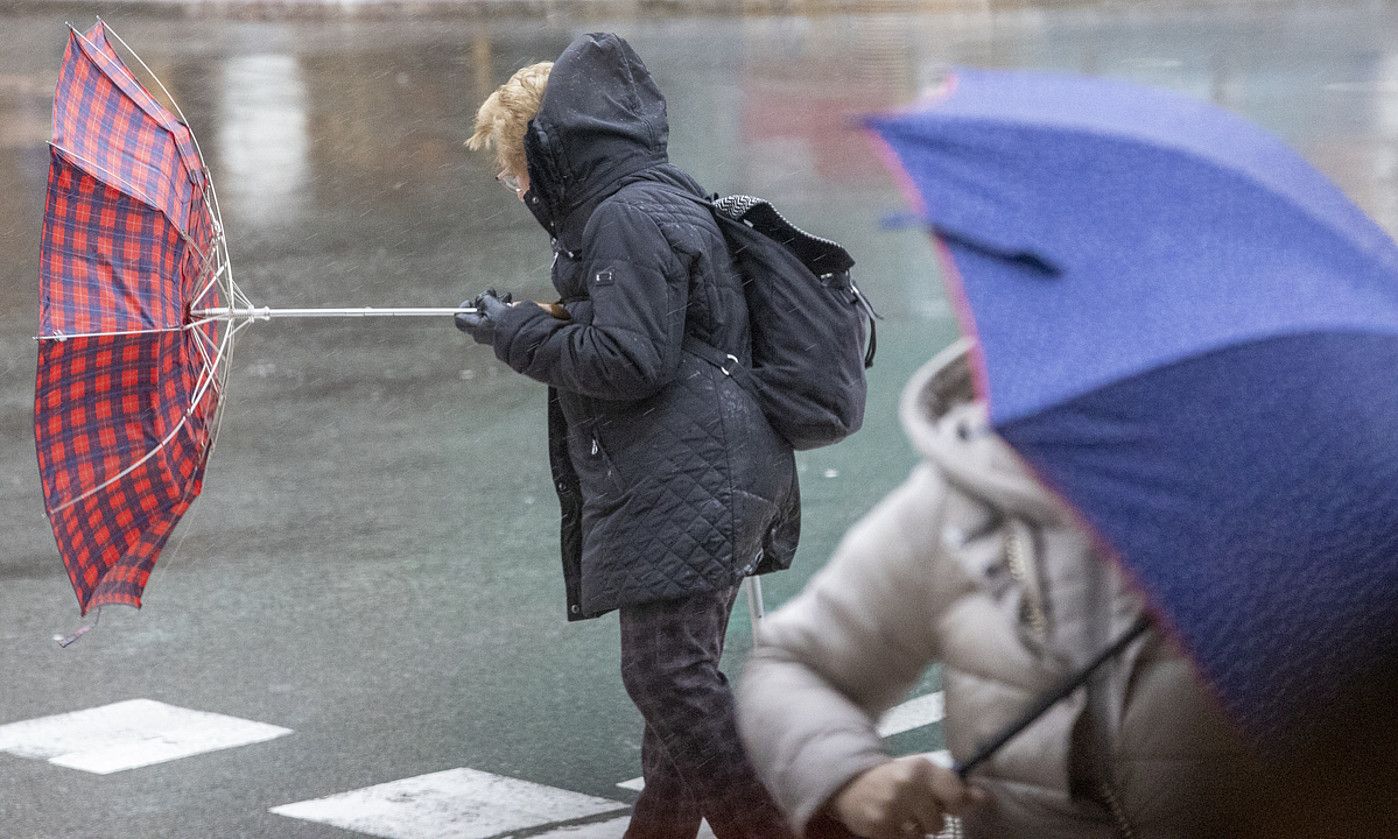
[671,190,758,390]
[682,335,761,399]
[679,190,880,370]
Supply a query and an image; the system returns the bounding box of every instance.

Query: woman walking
[456,33,798,839]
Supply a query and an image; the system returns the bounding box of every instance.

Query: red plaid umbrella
[36,22,478,624]
[36,21,238,617]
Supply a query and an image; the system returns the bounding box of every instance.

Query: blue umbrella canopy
[869,68,1398,744]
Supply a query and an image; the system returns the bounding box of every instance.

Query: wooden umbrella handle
[539,302,572,320]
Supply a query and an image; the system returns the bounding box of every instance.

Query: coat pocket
[569,420,628,501]
[592,355,730,493]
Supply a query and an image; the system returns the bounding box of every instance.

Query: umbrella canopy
[36,21,230,615]
[869,68,1398,743]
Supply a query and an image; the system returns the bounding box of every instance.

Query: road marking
[877,691,945,737]
[616,692,945,793]
[529,817,634,837]
[271,768,627,839]
[528,817,716,838]
[0,698,291,774]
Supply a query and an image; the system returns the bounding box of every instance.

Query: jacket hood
[901,338,1071,526]
[523,33,669,237]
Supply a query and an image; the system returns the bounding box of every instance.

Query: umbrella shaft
[953,614,1152,779]
[744,576,766,637]
[194,306,476,320]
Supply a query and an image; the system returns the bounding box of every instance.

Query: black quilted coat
[486,33,799,620]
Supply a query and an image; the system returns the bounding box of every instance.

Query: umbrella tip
[55,607,101,648]
[55,625,92,648]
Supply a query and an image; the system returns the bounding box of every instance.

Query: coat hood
[523,33,670,237]
[901,339,1071,526]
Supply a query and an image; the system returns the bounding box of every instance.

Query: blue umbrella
[867,68,1398,751]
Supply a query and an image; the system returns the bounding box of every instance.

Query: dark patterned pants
[619,585,795,839]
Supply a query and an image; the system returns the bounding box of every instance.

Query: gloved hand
[454,289,513,345]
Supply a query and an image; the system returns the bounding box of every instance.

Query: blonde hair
[467,61,552,177]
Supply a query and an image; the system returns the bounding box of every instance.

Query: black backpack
[683,194,878,451]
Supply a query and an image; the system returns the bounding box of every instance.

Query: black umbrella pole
[953,614,1152,780]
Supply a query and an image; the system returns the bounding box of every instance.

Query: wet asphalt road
[2,2,1397,836]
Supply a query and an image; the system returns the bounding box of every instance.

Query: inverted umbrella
[37,21,476,621]
[868,68,1398,748]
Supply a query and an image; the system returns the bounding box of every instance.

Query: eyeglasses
[496,172,524,194]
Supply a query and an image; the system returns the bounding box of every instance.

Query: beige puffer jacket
[737,341,1252,839]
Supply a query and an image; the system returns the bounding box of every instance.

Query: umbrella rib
[36,325,187,341]
[47,142,162,217]
[190,258,229,310]
[189,321,218,374]
[46,412,193,517]
[202,318,246,454]
[45,313,244,516]
[182,321,241,539]
[100,20,236,278]
[47,143,211,263]
[186,316,245,410]
[100,21,207,166]
[36,201,228,343]
[195,314,252,408]
[189,319,233,406]
[189,241,241,316]
[35,303,238,339]
[184,315,223,332]
[69,24,172,132]
[231,278,256,311]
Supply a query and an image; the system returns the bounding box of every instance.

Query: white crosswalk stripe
[0,699,292,774]
[877,691,946,737]
[526,817,717,838]
[527,817,634,838]
[615,776,646,792]
[617,691,945,792]
[270,768,628,839]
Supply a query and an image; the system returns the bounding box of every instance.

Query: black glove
[454,289,513,345]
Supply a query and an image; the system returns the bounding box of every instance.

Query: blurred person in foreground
[737,339,1262,839]
[457,33,797,839]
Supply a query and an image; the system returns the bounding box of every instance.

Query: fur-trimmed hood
[902,338,1071,528]
[523,33,669,242]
